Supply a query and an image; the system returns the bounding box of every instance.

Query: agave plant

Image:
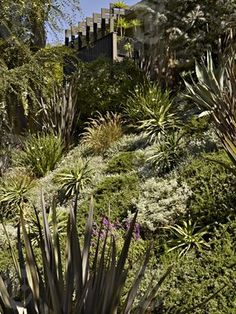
[184,51,236,168]
[166,219,210,257]
[0,194,173,314]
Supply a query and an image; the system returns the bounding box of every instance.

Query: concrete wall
[78,33,117,62]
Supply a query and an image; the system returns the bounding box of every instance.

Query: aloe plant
[0,194,172,313]
[184,51,236,168]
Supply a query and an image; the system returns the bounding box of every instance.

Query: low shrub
[134,178,192,233]
[179,150,236,225]
[76,58,145,125]
[105,133,149,157]
[106,151,142,174]
[14,133,64,177]
[159,220,236,313]
[94,173,140,220]
[82,112,123,155]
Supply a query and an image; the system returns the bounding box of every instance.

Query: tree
[134,0,236,88]
[0,0,80,48]
[0,0,79,134]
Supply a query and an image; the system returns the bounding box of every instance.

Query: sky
[48,0,138,44]
[80,0,137,17]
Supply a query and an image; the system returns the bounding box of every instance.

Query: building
[64,2,145,62]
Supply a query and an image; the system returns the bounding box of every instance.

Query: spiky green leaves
[0,195,172,313]
[184,52,236,167]
[14,133,64,177]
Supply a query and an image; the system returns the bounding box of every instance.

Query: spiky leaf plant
[0,172,34,218]
[54,158,92,202]
[147,131,186,174]
[14,133,64,177]
[184,51,236,168]
[166,219,210,256]
[0,194,173,313]
[40,78,78,149]
[125,83,178,142]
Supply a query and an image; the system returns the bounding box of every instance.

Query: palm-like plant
[167,220,210,256]
[148,131,186,174]
[0,173,34,218]
[184,51,236,167]
[125,83,178,142]
[112,1,128,9]
[55,158,92,202]
[0,194,173,313]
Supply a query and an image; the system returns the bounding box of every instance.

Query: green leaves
[125,83,178,142]
[0,171,34,218]
[0,194,171,313]
[14,133,64,177]
[55,158,92,201]
[166,219,210,256]
[147,131,186,174]
[184,52,236,168]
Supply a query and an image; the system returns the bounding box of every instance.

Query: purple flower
[134,223,141,240]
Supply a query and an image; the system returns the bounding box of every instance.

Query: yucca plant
[166,219,210,257]
[184,51,236,168]
[82,112,123,155]
[0,172,34,218]
[125,83,178,142]
[147,131,186,174]
[14,133,64,177]
[54,158,92,202]
[0,194,173,314]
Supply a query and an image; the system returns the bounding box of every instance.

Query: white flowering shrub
[105,133,148,157]
[134,178,192,231]
[188,129,220,156]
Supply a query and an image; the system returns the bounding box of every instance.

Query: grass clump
[82,112,123,155]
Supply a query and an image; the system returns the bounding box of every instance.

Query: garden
[0,0,236,313]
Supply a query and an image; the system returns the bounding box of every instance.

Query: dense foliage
[1,0,236,313]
